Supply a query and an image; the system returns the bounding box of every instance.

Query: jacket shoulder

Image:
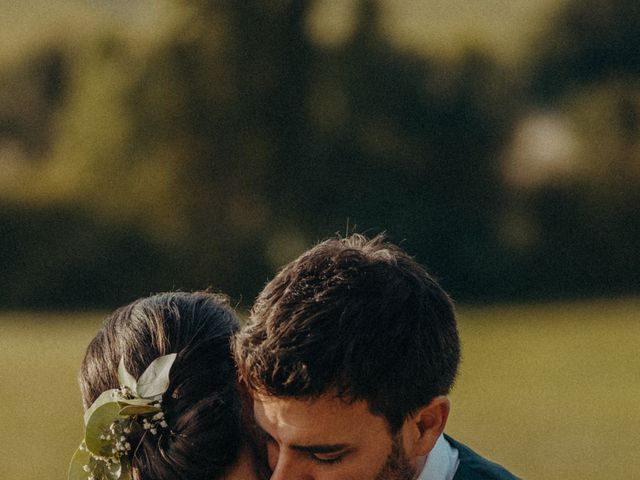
[445,435,522,480]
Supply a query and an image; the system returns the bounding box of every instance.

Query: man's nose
[269,453,313,480]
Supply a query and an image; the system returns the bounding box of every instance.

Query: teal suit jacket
[445,435,521,480]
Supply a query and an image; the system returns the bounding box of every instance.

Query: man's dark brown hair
[234,234,461,433]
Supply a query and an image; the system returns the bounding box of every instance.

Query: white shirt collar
[417,434,460,480]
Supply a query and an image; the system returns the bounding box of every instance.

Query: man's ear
[402,396,450,458]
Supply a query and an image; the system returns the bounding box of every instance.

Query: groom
[235,234,520,480]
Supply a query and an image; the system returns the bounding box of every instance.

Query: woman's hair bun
[79,291,244,480]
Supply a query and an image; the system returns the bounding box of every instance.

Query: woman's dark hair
[235,234,461,433]
[80,291,243,480]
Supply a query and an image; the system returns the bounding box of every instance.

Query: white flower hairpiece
[68,354,177,480]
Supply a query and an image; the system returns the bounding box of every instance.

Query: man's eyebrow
[252,418,352,454]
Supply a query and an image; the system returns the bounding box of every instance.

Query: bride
[69,291,265,480]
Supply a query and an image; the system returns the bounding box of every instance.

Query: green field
[2,297,639,479]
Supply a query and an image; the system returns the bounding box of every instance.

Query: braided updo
[79,291,246,480]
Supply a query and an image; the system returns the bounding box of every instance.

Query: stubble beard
[373,435,418,480]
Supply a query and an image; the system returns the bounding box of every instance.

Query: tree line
[1,0,638,308]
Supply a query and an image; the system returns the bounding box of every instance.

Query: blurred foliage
[531,0,640,100]
[0,0,639,308]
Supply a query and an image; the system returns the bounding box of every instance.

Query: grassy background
[447,298,640,479]
[2,297,639,479]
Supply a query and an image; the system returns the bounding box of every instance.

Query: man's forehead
[254,393,360,418]
[253,393,391,444]
[254,394,343,426]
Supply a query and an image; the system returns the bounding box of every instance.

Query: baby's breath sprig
[142,408,168,435]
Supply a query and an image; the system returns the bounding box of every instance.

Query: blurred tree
[285,0,520,299]
[0,0,523,307]
[531,0,640,100]
[11,0,640,308]
[503,0,640,298]
[0,46,68,155]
